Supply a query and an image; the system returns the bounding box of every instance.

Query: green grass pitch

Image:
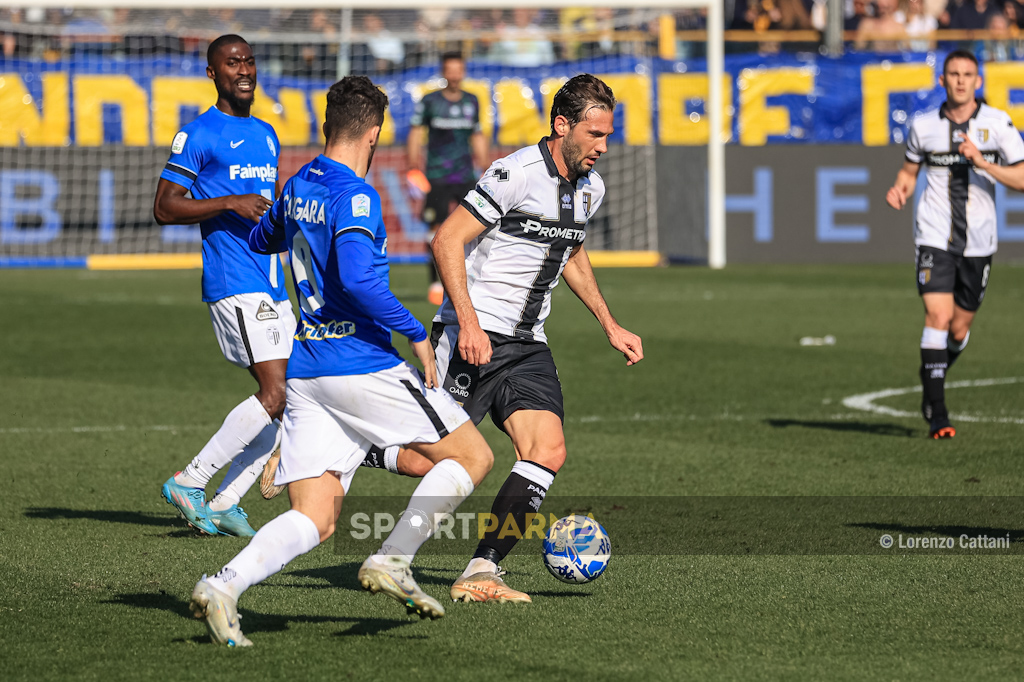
[2,263,1023,680]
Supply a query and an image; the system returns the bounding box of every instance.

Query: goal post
[3,0,725,268]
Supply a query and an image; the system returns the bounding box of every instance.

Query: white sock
[374,459,475,565]
[921,326,949,350]
[383,446,401,474]
[175,396,272,489]
[210,509,320,602]
[209,420,282,511]
[461,557,498,579]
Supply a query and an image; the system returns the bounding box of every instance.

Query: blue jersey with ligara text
[258,154,426,379]
[160,106,288,303]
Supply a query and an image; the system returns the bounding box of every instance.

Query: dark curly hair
[549,74,616,133]
[324,76,389,143]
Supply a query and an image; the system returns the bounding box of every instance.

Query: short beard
[219,88,254,114]
[559,131,588,181]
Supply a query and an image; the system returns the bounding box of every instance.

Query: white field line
[5,378,1021,433]
[841,377,1024,424]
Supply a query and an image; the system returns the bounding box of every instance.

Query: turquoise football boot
[161,474,218,535]
[207,505,257,537]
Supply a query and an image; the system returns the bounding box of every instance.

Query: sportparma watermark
[330,496,1024,556]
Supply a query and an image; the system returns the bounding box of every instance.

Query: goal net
[0,1,723,267]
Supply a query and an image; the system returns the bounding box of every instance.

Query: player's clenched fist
[232,194,273,221]
[886,185,908,210]
[458,323,492,366]
[958,136,986,168]
[607,325,644,366]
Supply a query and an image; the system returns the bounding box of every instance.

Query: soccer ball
[542,514,611,584]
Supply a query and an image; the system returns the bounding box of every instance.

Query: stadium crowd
[1,3,1022,71]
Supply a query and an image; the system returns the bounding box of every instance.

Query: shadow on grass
[765,419,917,438]
[529,590,593,598]
[848,521,1023,539]
[24,507,183,527]
[288,563,458,591]
[105,591,420,640]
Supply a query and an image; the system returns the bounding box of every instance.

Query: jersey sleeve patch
[352,193,371,218]
[171,131,188,154]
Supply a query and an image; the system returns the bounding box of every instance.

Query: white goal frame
[23,0,726,268]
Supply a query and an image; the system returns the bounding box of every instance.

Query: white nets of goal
[0,5,714,264]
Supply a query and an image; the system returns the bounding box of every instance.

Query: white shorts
[275,362,470,490]
[208,294,296,368]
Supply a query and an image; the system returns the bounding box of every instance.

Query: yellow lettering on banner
[312,87,396,145]
[251,85,312,146]
[312,89,328,144]
[461,80,494,140]
[151,77,215,145]
[984,62,1024,130]
[495,78,548,146]
[599,74,652,145]
[74,75,149,146]
[738,68,813,146]
[0,72,69,146]
[657,73,733,145]
[861,63,933,146]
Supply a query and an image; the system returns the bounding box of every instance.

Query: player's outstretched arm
[562,245,644,366]
[885,161,920,211]
[153,178,271,225]
[431,205,493,366]
[333,234,435,384]
[959,136,1024,191]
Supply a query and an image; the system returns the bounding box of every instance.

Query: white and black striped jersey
[434,138,605,343]
[906,100,1024,257]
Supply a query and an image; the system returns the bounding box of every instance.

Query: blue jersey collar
[206,105,254,121]
[314,154,364,181]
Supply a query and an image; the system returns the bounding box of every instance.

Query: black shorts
[422,181,475,227]
[430,322,564,432]
[915,245,992,312]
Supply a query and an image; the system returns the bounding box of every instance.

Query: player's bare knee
[256,388,286,420]
[398,449,434,478]
[458,443,493,485]
[317,520,336,543]
[925,312,952,331]
[527,443,566,472]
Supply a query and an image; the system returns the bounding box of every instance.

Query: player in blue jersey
[155,35,293,538]
[188,76,494,646]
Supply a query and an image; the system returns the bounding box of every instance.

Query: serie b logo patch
[978,128,989,143]
[919,269,931,285]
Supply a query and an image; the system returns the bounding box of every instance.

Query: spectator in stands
[1004,0,1024,28]
[491,8,555,67]
[905,0,940,49]
[296,10,337,79]
[981,11,1020,59]
[362,13,405,75]
[950,0,1002,28]
[845,0,873,31]
[857,0,907,49]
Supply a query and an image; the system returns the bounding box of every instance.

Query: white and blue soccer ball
[542,514,611,584]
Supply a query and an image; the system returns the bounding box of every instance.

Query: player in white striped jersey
[886,50,1024,438]
[429,74,644,603]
